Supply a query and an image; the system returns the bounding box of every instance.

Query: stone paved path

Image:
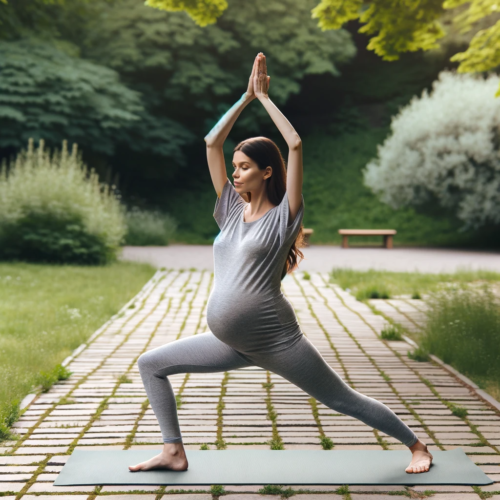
[1,270,499,500]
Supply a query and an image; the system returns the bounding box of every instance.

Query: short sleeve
[278,191,305,247]
[213,178,245,231]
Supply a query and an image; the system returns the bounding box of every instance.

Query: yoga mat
[54,448,493,486]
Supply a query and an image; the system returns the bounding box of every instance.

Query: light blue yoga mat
[53,448,493,486]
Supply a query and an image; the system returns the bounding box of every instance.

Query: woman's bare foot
[129,442,188,472]
[406,439,433,473]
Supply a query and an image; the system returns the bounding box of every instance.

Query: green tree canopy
[0,39,141,154]
[0,37,195,160]
[81,0,356,134]
[147,0,500,93]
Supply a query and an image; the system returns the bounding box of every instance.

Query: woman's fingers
[252,55,259,76]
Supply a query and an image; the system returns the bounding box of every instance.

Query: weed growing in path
[380,323,403,340]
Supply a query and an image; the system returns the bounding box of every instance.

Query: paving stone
[159,496,212,500]
[0,456,46,465]
[15,446,69,454]
[99,485,162,492]
[408,495,481,499]
[24,496,92,500]
[26,483,96,493]
[222,496,269,500]
[95,496,157,500]
[351,495,417,500]
[0,483,24,492]
[412,485,475,492]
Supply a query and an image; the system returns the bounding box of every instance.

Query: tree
[82,0,356,135]
[0,38,194,160]
[363,71,500,229]
[146,0,500,94]
[0,39,139,154]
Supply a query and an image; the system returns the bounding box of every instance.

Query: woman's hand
[245,55,260,100]
[253,52,270,99]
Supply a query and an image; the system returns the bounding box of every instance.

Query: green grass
[330,267,500,299]
[0,261,155,439]
[420,285,500,398]
[380,323,403,340]
[407,346,430,362]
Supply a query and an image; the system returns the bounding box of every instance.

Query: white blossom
[363,71,500,229]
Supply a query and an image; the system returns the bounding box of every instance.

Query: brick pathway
[1,270,499,500]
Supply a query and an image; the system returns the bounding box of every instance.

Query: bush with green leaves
[125,207,177,246]
[364,71,500,229]
[0,139,126,264]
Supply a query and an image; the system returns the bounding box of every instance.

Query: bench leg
[341,235,349,249]
[384,235,393,249]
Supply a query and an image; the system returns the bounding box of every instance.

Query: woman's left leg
[248,334,419,448]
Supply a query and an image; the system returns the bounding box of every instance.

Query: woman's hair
[234,136,305,279]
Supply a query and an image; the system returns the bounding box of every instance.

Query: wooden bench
[338,229,396,249]
[303,228,314,246]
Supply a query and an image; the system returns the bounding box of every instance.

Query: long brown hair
[234,136,305,279]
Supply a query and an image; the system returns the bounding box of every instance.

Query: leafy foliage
[82,0,356,133]
[145,0,500,94]
[146,0,228,27]
[444,0,500,82]
[313,0,445,61]
[0,139,126,264]
[125,207,178,246]
[0,38,141,154]
[364,71,500,229]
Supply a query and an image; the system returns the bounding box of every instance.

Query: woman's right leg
[137,331,252,445]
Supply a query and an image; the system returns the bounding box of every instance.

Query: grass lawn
[329,268,500,401]
[329,267,500,301]
[0,260,156,437]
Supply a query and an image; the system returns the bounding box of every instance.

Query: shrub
[125,207,177,245]
[421,285,500,382]
[0,139,126,264]
[364,71,500,229]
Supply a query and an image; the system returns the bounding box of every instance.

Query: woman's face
[232,150,271,193]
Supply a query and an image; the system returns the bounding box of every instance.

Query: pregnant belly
[206,289,301,353]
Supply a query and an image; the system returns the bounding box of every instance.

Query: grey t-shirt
[206,177,305,354]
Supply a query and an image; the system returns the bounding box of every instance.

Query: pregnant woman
[129,53,433,474]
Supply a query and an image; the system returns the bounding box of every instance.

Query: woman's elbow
[290,136,302,150]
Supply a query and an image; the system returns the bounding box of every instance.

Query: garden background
[1,0,500,458]
[2,0,500,248]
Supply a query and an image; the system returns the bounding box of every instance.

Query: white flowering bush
[0,139,126,264]
[363,71,500,229]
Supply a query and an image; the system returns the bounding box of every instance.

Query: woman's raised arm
[253,53,303,221]
[204,56,259,198]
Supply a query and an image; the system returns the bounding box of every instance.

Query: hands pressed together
[246,52,270,100]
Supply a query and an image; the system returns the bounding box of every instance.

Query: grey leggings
[137,332,419,447]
